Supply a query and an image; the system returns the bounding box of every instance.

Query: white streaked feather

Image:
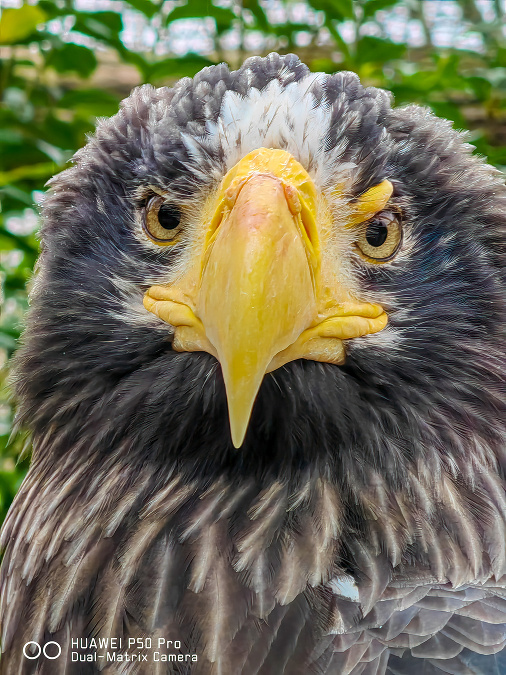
[184,74,359,192]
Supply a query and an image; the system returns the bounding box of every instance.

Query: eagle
[0,53,505,675]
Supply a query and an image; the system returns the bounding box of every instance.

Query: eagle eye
[355,211,402,262]
[143,196,182,245]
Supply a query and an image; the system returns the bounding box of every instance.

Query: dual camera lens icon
[23,641,61,660]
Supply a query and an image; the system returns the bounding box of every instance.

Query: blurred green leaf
[430,101,468,129]
[0,163,56,185]
[355,36,406,64]
[242,0,269,31]
[46,43,98,78]
[0,186,35,207]
[167,0,236,32]
[73,11,123,45]
[58,89,120,117]
[115,44,151,78]
[36,1,68,19]
[310,57,341,73]
[467,76,492,100]
[0,5,47,45]
[148,55,215,81]
[307,0,354,20]
[0,229,39,255]
[362,0,400,18]
[494,47,506,67]
[0,334,18,352]
[124,0,159,19]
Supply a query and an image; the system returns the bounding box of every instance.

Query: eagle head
[16,53,503,479]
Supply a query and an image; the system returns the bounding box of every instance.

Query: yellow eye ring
[143,196,183,245]
[355,210,402,262]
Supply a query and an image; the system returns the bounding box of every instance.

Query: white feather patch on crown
[182,74,356,190]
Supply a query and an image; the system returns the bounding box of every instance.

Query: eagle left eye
[355,211,402,262]
[143,196,182,245]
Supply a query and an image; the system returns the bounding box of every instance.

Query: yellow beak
[197,172,318,446]
[144,148,390,447]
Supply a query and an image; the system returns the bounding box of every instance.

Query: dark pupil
[366,220,388,247]
[157,204,181,230]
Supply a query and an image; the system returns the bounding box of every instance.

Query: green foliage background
[0,0,505,524]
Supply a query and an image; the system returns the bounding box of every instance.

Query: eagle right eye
[143,196,182,245]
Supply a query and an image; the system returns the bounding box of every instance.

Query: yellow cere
[345,179,394,228]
